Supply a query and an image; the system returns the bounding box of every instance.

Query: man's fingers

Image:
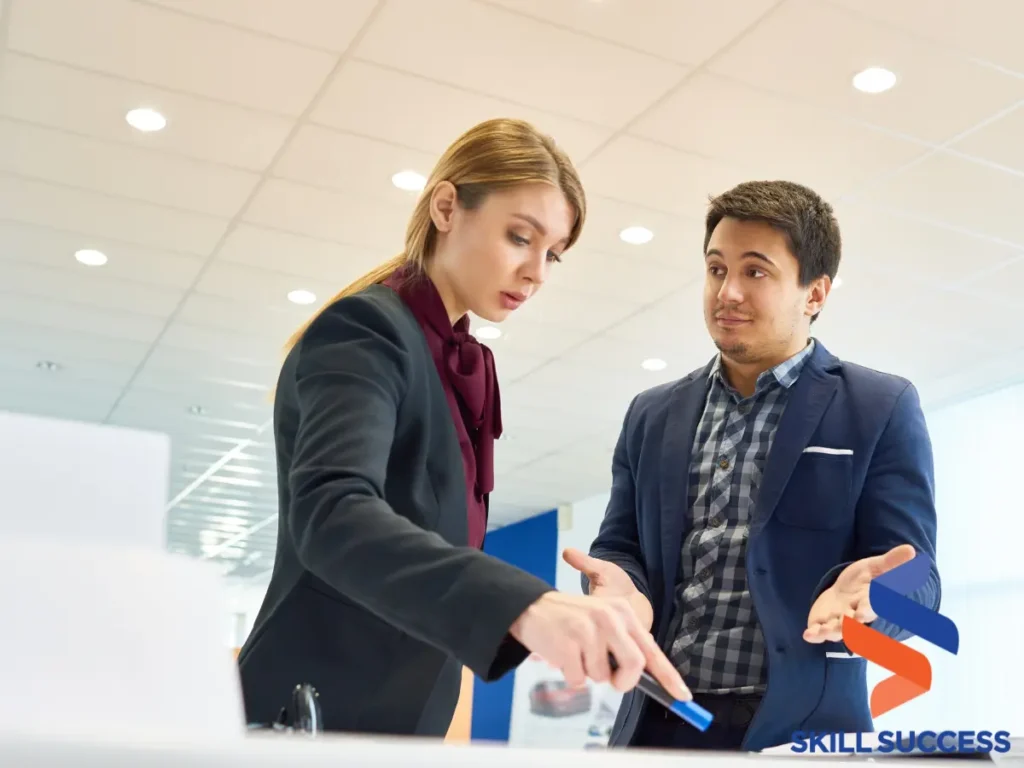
[562,547,602,577]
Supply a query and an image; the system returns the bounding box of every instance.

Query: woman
[237,118,689,737]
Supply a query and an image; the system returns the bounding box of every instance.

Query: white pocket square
[825,651,861,659]
[804,446,853,456]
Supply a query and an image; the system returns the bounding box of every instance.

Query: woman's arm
[288,293,552,680]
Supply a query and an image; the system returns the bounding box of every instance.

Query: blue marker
[609,657,713,731]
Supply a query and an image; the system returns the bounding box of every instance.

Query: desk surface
[0,731,1010,767]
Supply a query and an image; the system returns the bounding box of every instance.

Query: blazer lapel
[753,345,840,529]
[659,364,712,606]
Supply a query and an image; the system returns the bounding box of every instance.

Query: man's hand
[563,548,654,632]
[804,544,916,643]
[508,591,690,702]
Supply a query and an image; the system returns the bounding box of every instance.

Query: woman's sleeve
[288,294,552,680]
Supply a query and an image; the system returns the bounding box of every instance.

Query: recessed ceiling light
[36,360,61,372]
[833,276,844,289]
[188,404,205,416]
[620,226,654,245]
[474,326,501,340]
[74,248,108,267]
[852,67,897,94]
[392,170,426,192]
[288,289,317,305]
[641,358,667,372]
[125,107,167,132]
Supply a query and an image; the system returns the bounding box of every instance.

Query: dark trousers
[631,692,762,751]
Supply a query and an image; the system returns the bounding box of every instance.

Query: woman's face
[427,181,576,324]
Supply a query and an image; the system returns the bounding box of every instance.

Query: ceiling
[2,0,1024,581]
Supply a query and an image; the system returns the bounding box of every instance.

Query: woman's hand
[509,591,691,701]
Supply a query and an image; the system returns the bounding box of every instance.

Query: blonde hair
[284,117,586,353]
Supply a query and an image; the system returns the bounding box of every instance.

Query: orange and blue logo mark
[841,553,959,717]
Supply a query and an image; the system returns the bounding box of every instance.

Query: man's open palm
[804,544,916,643]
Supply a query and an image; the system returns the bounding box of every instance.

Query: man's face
[703,217,827,366]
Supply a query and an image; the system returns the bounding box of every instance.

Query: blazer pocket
[774,452,854,530]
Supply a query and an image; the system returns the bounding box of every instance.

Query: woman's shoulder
[302,284,420,349]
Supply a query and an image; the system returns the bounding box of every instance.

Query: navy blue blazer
[588,341,940,751]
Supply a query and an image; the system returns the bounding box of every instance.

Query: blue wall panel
[469,509,558,742]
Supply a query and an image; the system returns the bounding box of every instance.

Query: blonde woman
[237,119,689,737]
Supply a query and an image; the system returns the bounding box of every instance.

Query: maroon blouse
[383,269,501,549]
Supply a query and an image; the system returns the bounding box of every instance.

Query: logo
[841,553,959,717]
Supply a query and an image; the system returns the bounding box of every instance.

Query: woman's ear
[429,181,457,233]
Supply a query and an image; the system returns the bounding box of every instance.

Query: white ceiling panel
[581,135,749,216]
[707,0,1024,145]
[143,0,380,53]
[856,151,1024,250]
[0,175,230,255]
[351,0,689,127]
[0,294,168,344]
[0,54,295,171]
[0,119,260,217]
[485,0,780,65]
[0,220,206,289]
[273,124,437,208]
[629,73,929,201]
[217,224,392,285]
[243,178,410,250]
[825,0,1024,76]
[1,0,1022,566]
[311,60,613,162]
[6,0,337,115]
[948,103,1024,176]
[0,260,185,317]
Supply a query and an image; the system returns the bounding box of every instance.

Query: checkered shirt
[668,341,815,693]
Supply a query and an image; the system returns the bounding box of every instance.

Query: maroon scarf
[383,268,502,501]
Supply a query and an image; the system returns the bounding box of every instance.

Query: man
[565,180,939,752]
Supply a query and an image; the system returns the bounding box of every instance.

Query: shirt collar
[709,338,815,394]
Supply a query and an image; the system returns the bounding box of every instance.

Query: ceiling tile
[0,119,260,217]
[243,178,410,249]
[572,195,707,274]
[485,0,780,65]
[273,124,437,208]
[0,54,294,171]
[7,0,337,115]
[707,0,1024,145]
[581,135,749,216]
[0,175,230,255]
[856,150,1024,250]
[826,0,1024,76]
[630,73,928,201]
[352,0,688,127]
[0,293,168,344]
[0,220,206,289]
[217,224,391,283]
[831,200,1024,290]
[312,60,613,161]
[0,260,185,317]
[949,103,1024,175]
[143,0,379,52]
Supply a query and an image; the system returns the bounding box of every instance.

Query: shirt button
[699,568,712,581]
[709,516,723,527]
[718,457,730,470]
[687,616,700,630]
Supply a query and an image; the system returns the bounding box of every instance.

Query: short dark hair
[703,180,841,287]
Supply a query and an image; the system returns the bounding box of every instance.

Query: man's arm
[584,396,652,605]
[812,382,940,641]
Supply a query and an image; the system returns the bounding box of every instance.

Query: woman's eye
[510,233,529,246]
[547,252,563,263]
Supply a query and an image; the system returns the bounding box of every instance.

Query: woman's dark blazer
[237,284,552,736]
